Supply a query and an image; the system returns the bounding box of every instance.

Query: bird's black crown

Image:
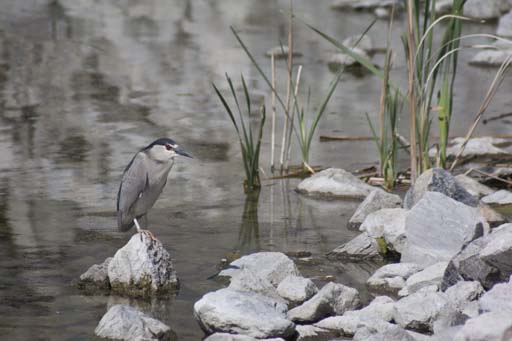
[143,138,177,150]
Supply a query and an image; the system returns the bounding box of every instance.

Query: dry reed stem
[280,0,294,172]
[271,54,277,171]
[285,65,303,169]
[406,0,418,182]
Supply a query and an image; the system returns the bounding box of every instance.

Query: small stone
[348,190,402,229]
[454,174,494,198]
[367,263,422,295]
[482,189,512,205]
[287,282,361,323]
[95,305,173,341]
[328,48,370,67]
[78,257,112,290]
[276,275,318,305]
[329,232,382,260]
[398,262,449,297]
[360,208,407,254]
[479,276,512,313]
[453,312,512,341]
[295,325,336,341]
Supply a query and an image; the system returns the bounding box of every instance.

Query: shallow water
[0,1,510,340]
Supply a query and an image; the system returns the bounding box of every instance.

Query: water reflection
[237,191,261,252]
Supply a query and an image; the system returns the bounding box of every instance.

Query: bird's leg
[133,218,158,243]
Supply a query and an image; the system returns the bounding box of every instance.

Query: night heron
[116,138,192,239]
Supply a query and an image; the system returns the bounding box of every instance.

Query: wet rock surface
[367,263,423,295]
[95,304,174,341]
[454,174,494,198]
[398,262,449,297]
[360,207,407,254]
[348,189,402,229]
[329,232,382,260]
[78,257,112,291]
[482,189,512,205]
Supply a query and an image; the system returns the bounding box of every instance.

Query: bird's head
[144,138,193,163]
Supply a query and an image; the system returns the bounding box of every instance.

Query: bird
[116,138,192,240]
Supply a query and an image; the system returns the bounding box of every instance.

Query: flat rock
[454,174,494,198]
[453,311,512,341]
[398,262,449,297]
[360,208,407,254]
[401,192,485,267]
[193,288,295,339]
[204,334,285,341]
[367,263,422,295]
[353,319,415,341]
[429,137,511,159]
[464,0,506,19]
[218,252,299,287]
[276,275,318,305]
[479,275,512,313]
[296,168,383,199]
[287,282,361,323]
[404,168,479,209]
[294,325,336,341]
[482,189,512,205]
[348,190,402,229]
[107,234,178,297]
[393,291,457,333]
[78,257,112,291]
[472,49,512,66]
[498,10,512,37]
[95,304,173,341]
[329,232,382,260]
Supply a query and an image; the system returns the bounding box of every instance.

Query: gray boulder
[219,252,299,287]
[329,232,381,260]
[398,262,449,297]
[479,275,512,313]
[296,168,383,199]
[367,263,423,295]
[348,190,402,229]
[353,319,415,341]
[464,0,507,19]
[94,304,173,341]
[276,275,318,305]
[479,223,512,275]
[227,268,282,301]
[428,137,510,160]
[404,168,479,209]
[107,234,178,296]
[401,192,485,267]
[444,281,484,318]
[454,174,494,198]
[193,288,295,339]
[360,208,407,254]
[482,189,512,205]
[498,10,512,37]
[78,257,112,290]
[453,312,512,341]
[287,282,361,323]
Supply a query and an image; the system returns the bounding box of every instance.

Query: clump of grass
[213,74,266,192]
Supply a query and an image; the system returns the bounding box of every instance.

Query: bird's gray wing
[116,152,149,230]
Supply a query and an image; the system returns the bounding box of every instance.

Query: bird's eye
[165,144,172,151]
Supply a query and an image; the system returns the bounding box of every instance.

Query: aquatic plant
[213,74,266,192]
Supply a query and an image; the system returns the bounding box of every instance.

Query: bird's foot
[139,229,159,243]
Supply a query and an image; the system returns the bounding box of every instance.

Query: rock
[219,252,299,287]
[479,275,512,313]
[401,192,485,267]
[498,10,512,37]
[228,268,282,301]
[329,232,382,260]
[360,208,407,254]
[94,304,173,341]
[204,334,285,341]
[482,189,512,205]
[398,262,449,297]
[352,0,403,10]
[107,234,178,297]
[294,325,336,341]
[478,203,506,228]
[353,319,415,341]
[479,223,512,275]
[296,168,383,199]
[393,291,457,333]
[328,48,370,67]
[330,0,359,10]
[454,174,494,198]
[343,35,373,52]
[78,257,112,290]
[287,282,361,323]
[265,46,302,59]
[404,168,479,209]
[276,275,318,305]
[429,137,511,159]
[315,296,395,336]
[374,7,391,18]
[193,288,295,339]
[204,334,284,341]
[435,0,453,14]
[453,312,512,341]
[367,263,423,295]
[464,0,505,19]
[444,281,484,318]
[348,190,402,229]
[430,326,463,341]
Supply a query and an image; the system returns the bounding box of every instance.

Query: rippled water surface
[0,1,511,340]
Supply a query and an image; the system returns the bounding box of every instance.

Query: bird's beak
[176,147,193,158]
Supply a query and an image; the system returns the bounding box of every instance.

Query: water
[0,1,510,340]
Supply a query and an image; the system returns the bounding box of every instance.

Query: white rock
[480,223,512,274]
[328,48,370,67]
[228,268,282,301]
[374,7,391,18]
[401,192,485,267]
[360,208,407,253]
[353,318,415,341]
[479,276,512,313]
[94,305,172,341]
[454,174,494,198]
[295,325,336,341]
[297,168,383,199]
[429,137,510,158]
[276,275,318,304]
[107,233,178,296]
[287,282,361,323]
[444,281,484,317]
[343,35,373,52]
[482,189,512,205]
[498,10,512,37]
[367,263,423,295]
[398,262,449,297]
[465,0,505,19]
[79,257,112,289]
[193,288,295,339]
[453,311,512,341]
[348,190,402,229]
[329,232,381,260]
[219,252,299,287]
